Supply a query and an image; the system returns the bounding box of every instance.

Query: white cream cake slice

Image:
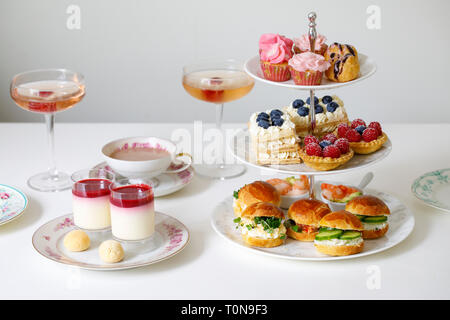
[284,95,348,137]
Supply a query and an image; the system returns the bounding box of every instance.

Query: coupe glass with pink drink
[10,69,85,192]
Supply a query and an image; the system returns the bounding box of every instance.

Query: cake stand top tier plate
[244,53,376,91]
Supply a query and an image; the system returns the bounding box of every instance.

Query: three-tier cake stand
[212,12,415,261]
[231,12,385,199]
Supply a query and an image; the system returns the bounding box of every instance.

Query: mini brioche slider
[345,195,390,239]
[314,210,364,256]
[233,181,281,217]
[234,202,286,248]
[286,199,331,241]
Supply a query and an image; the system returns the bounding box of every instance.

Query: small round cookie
[99,240,124,263]
[63,230,90,252]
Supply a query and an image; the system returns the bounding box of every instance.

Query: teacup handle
[164,152,192,174]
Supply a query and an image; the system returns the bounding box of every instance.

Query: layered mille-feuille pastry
[249,108,301,165]
[283,95,348,138]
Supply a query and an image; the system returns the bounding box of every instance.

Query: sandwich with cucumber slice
[345,195,390,239]
[314,210,364,256]
[286,199,331,241]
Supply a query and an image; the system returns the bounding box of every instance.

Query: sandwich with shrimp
[285,199,331,241]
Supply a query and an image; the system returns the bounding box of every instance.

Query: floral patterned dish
[0,184,28,226]
[93,162,194,197]
[211,189,414,261]
[411,168,450,213]
[32,212,189,270]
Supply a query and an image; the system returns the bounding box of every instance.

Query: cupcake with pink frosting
[293,34,328,56]
[259,34,293,82]
[288,52,330,85]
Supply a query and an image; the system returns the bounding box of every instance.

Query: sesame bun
[363,224,389,239]
[288,199,331,227]
[233,181,280,216]
[241,202,284,219]
[287,228,316,242]
[314,242,364,256]
[242,234,284,248]
[318,210,364,231]
[345,195,390,216]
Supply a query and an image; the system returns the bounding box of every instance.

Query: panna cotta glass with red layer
[71,169,115,230]
[109,179,155,241]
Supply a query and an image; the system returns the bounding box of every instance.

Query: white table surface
[0,122,449,300]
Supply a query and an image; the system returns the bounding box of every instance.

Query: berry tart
[249,108,301,165]
[284,95,348,138]
[299,133,354,171]
[336,119,387,154]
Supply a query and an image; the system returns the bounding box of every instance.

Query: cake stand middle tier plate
[228,128,392,175]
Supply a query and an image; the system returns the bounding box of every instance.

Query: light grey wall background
[1,0,449,123]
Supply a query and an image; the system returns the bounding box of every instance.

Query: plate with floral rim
[0,184,28,226]
[211,189,414,261]
[32,212,189,270]
[411,168,450,213]
[92,162,194,197]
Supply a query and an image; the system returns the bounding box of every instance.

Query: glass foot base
[194,164,246,180]
[27,171,72,192]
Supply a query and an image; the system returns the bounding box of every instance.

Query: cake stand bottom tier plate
[32,212,190,270]
[211,189,414,261]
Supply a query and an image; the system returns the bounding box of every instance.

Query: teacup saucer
[0,184,28,226]
[93,162,194,197]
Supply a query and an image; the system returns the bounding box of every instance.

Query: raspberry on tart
[351,119,366,129]
[299,135,354,171]
[304,135,320,146]
[323,145,341,158]
[362,127,378,142]
[337,123,350,138]
[368,122,382,136]
[345,129,362,142]
[335,138,350,154]
[305,143,323,157]
[322,133,337,144]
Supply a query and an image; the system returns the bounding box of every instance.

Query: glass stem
[45,113,58,179]
[215,103,225,168]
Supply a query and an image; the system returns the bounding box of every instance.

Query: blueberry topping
[272,118,284,127]
[322,95,333,104]
[256,112,269,122]
[319,140,332,149]
[306,96,319,106]
[355,125,366,135]
[270,109,283,118]
[297,106,310,117]
[326,102,339,113]
[314,105,324,114]
[257,119,270,129]
[292,99,305,108]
